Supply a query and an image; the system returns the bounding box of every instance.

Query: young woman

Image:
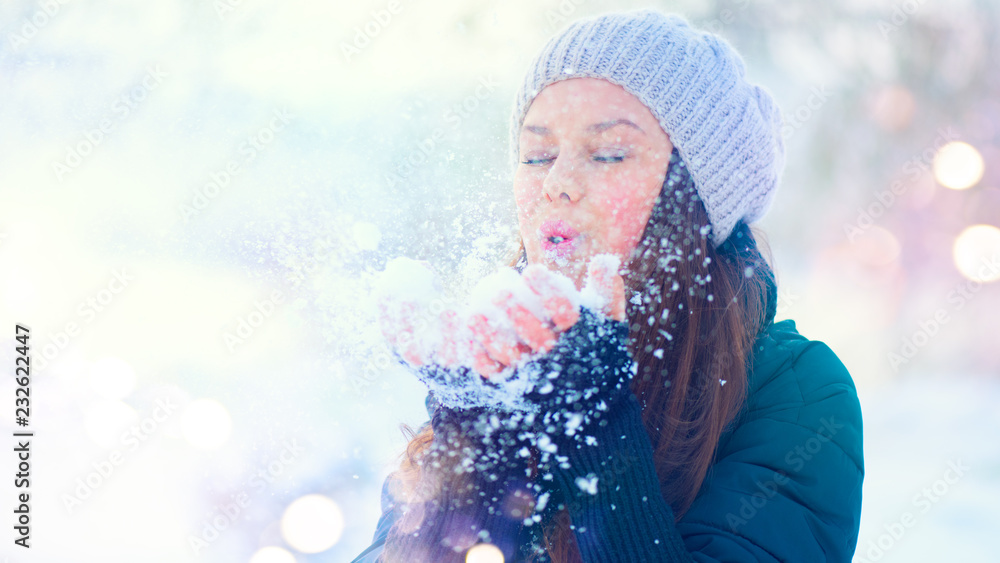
[353,9,863,563]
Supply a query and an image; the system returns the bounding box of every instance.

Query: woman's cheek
[513,190,536,228]
[513,176,544,214]
[611,202,651,254]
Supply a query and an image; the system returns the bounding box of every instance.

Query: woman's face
[514,77,674,290]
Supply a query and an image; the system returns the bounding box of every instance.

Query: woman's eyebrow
[523,118,645,136]
[588,118,645,135]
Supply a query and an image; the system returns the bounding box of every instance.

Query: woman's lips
[539,220,580,258]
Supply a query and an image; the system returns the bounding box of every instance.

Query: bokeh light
[84,399,139,448]
[180,398,233,450]
[868,85,915,132]
[851,226,902,267]
[249,546,297,563]
[466,542,505,563]
[953,224,1000,282]
[933,141,985,190]
[280,494,345,553]
[88,356,137,400]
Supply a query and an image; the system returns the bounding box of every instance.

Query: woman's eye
[521,155,555,165]
[592,151,627,163]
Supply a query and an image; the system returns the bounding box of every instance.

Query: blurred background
[1,0,998,561]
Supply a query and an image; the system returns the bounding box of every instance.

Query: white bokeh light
[249,546,297,563]
[933,141,985,190]
[953,224,1000,282]
[84,400,139,448]
[280,494,345,554]
[853,225,902,266]
[180,398,233,450]
[466,542,505,563]
[88,356,137,400]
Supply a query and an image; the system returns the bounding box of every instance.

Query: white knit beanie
[509,8,786,247]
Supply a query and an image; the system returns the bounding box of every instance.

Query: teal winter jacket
[673,318,865,560]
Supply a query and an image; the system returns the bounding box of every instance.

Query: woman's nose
[541,155,584,203]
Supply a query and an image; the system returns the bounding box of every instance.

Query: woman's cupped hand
[375,254,627,380]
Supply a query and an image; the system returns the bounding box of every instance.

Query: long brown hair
[384,154,776,562]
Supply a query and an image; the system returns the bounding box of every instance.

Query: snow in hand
[374,253,628,413]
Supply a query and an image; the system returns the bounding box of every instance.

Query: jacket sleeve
[674,340,865,562]
[349,473,401,563]
[544,389,697,562]
[524,306,696,561]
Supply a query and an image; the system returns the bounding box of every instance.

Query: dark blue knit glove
[516,305,695,562]
[520,305,635,443]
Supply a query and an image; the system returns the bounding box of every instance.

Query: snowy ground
[852,374,1000,563]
